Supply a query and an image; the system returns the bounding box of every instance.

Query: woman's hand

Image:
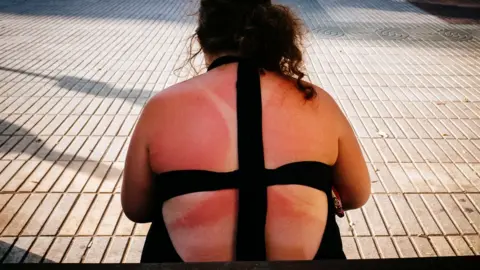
[332,188,345,217]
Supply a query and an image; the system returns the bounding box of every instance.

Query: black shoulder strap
[208,56,267,261]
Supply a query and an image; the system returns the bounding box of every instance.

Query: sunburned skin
[163,184,327,261]
[163,190,237,261]
[165,190,237,229]
[159,81,239,261]
[122,58,372,261]
[147,66,334,261]
[266,185,327,260]
[149,87,236,173]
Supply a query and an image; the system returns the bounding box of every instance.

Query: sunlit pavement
[0,0,479,263]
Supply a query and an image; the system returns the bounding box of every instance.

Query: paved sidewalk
[0,0,479,263]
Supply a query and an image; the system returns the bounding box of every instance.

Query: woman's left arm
[121,101,156,223]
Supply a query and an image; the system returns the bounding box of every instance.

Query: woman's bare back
[143,64,342,261]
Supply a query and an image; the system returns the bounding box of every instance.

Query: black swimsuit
[141,56,346,262]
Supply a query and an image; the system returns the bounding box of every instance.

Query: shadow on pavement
[0,0,196,23]
[0,66,129,187]
[0,239,54,263]
[0,121,124,190]
[408,0,480,24]
[0,67,147,100]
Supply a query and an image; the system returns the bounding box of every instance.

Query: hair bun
[194,0,316,99]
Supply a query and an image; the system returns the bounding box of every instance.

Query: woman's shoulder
[144,73,215,111]
[298,79,349,132]
[153,73,210,98]
[292,78,343,115]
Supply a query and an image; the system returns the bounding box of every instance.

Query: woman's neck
[205,52,240,68]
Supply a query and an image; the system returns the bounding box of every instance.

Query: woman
[122,0,370,263]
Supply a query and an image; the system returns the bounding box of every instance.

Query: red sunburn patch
[267,187,326,221]
[168,190,237,230]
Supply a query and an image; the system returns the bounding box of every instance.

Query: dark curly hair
[189,0,316,99]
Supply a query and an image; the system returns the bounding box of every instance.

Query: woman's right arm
[333,111,371,210]
[315,88,371,210]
